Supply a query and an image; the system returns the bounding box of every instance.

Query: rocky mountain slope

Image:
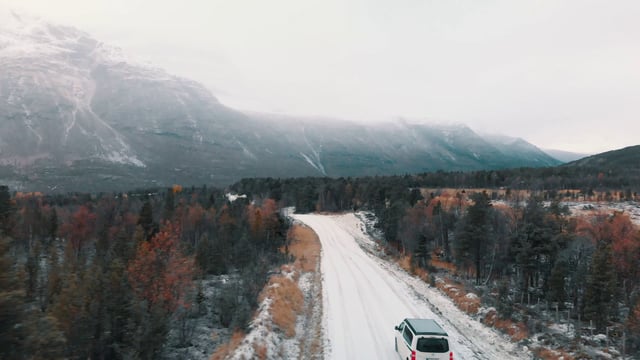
[0,10,561,192]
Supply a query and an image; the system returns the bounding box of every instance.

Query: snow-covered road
[293,213,530,360]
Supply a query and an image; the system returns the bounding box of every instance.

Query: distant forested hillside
[565,145,640,170]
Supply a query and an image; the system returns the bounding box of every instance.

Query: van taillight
[449,351,454,360]
[410,350,416,360]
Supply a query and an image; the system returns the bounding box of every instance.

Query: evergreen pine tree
[547,259,568,309]
[137,201,156,241]
[455,191,492,284]
[163,188,175,221]
[23,311,66,360]
[0,236,25,359]
[583,242,617,331]
[0,185,14,236]
[48,208,58,247]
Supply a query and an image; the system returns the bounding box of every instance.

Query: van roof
[405,318,448,336]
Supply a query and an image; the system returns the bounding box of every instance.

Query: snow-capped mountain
[0,9,258,190]
[0,10,561,192]
[0,10,145,167]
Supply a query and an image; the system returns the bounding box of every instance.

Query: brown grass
[396,254,480,315]
[253,342,267,360]
[435,278,480,315]
[398,255,412,273]
[286,225,321,272]
[291,224,324,358]
[396,254,479,314]
[413,267,429,282]
[397,255,429,280]
[308,320,323,357]
[534,347,575,360]
[210,330,245,360]
[259,275,304,338]
[212,225,321,358]
[482,309,529,342]
[430,257,457,273]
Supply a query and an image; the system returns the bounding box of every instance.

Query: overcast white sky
[4,0,640,154]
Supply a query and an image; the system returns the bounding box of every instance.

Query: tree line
[0,185,289,359]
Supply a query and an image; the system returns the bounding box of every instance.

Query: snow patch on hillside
[300,130,326,176]
[103,151,145,167]
[300,152,327,176]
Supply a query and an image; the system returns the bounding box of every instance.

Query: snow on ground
[493,200,640,225]
[225,193,247,202]
[227,266,303,360]
[163,276,229,360]
[563,201,640,225]
[228,296,288,360]
[293,213,531,360]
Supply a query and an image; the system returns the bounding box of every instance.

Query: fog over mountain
[0,11,561,192]
[543,149,589,163]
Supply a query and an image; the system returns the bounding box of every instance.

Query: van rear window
[417,337,449,353]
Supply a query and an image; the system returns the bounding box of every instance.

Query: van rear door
[416,337,450,360]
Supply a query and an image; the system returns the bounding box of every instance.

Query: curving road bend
[293,213,530,360]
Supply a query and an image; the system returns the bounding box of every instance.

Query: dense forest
[2,156,640,358]
[0,185,289,359]
[231,167,640,355]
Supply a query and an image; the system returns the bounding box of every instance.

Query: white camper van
[394,318,453,360]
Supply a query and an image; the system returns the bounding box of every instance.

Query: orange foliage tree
[127,222,195,312]
[578,212,640,305]
[248,199,279,242]
[59,205,96,260]
[398,202,428,256]
[182,203,206,248]
[607,214,640,281]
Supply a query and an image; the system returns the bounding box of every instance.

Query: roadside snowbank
[220,223,323,360]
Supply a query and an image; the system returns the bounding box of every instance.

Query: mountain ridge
[563,145,640,170]
[0,11,562,192]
